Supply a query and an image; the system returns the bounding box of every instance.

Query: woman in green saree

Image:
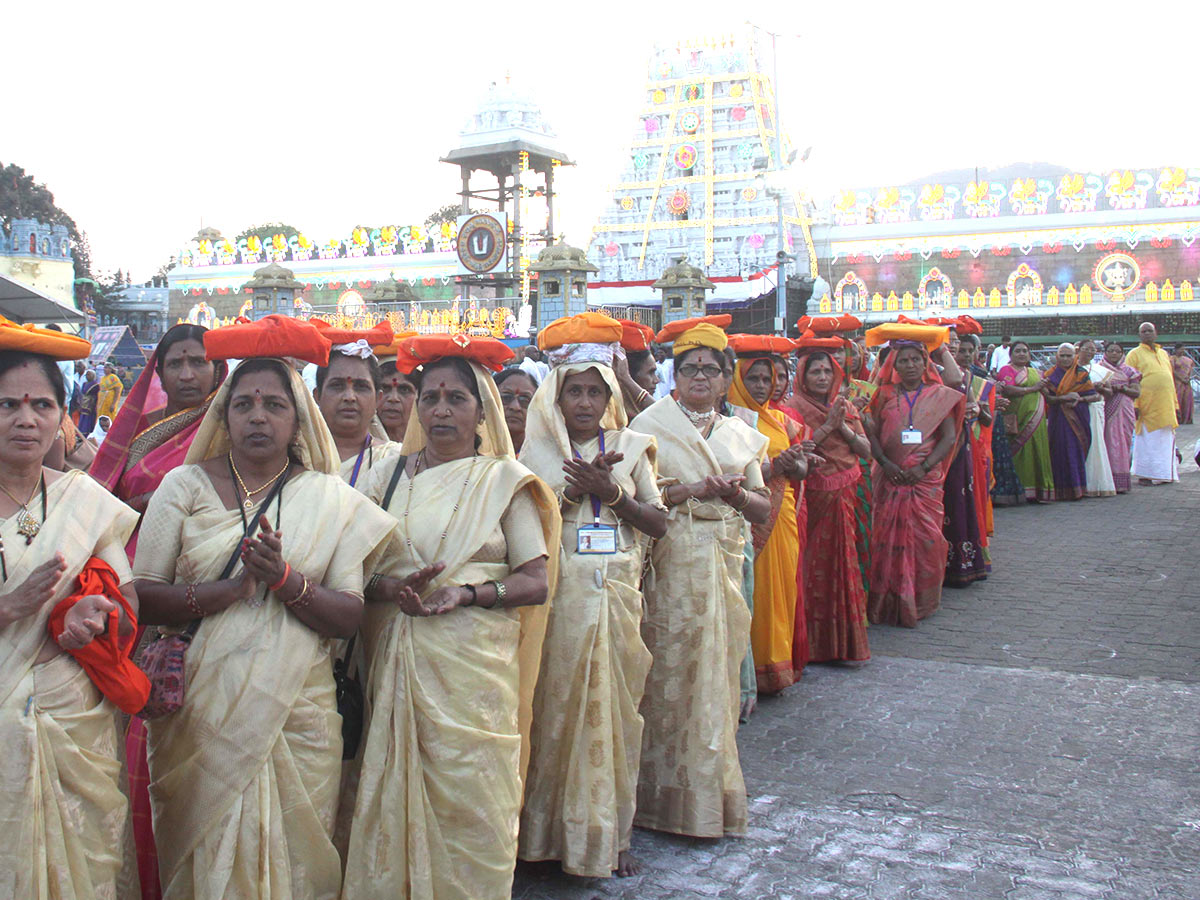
[996,341,1055,502]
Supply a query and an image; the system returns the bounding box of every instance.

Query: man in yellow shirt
[1125,322,1179,484]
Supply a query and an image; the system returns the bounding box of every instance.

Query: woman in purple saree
[1093,341,1142,494]
[1044,343,1099,502]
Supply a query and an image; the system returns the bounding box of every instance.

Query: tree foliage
[235,222,301,244]
[425,204,465,228]
[0,162,92,279]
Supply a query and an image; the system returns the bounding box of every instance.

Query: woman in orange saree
[865,338,965,627]
[89,323,225,900]
[728,338,809,692]
[789,345,871,662]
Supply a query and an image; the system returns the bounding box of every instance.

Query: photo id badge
[577,523,617,554]
[901,428,923,445]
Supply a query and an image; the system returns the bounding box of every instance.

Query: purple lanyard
[898,384,924,429]
[572,430,606,524]
[348,435,372,487]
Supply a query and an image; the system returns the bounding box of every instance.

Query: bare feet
[615,850,641,877]
[739,695,757,723]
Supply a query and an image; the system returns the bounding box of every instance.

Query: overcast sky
[7,0,1198,281]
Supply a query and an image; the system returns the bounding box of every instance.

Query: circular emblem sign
[679,110,700,134]
[674,144,698,170]
[1093,252,1141,296]
[456,214,506,274]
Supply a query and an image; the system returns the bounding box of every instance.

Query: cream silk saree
[0,469,139,900]
[517,361,662,877]
[628,397,767,837]
[132,367,395,900]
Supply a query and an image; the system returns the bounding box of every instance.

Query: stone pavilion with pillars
[654,257,716,325]
[531,242,598,327]
[243,262,305,320]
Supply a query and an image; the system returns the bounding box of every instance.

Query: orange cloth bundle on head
[537,311,624,350]
[656,314,731,355]
[618,319,656,353]
[309,318,395,347]
[728,334,797,356]
[47,557,150,715]
[864,322,950,353]
[203,314,333,366]
[376,331,419,360]
[796,314,862,335]
[394,332,515,373]
[794,330,851,351]
[0,315,91,359]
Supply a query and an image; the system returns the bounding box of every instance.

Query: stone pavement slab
[513,425,1200,900]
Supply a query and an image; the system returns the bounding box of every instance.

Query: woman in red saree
[865,336,965,627]
[88,323,225,900]
[789,344,871,662]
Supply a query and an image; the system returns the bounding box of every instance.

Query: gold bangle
[606,483,625,506]
[731,488,751,510]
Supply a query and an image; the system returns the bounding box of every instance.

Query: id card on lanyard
[899,385,924,444]
[575,430,618,555]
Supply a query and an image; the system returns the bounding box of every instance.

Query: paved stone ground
[513,424,1200,900]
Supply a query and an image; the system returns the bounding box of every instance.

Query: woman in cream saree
[0,341,140,900]
[134,353,394,900]
[342,338,559,900]
[629,321,769,838]
[517,326,666,879]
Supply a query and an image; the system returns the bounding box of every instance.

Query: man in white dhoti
[1125,322,1179,485]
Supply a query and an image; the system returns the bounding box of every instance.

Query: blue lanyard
[899,384,924,429]
[572,430,606,524]
[348,435,372,487]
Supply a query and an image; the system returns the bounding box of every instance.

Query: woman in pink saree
[88,323,225,900]
[1094,341,1142,494]
[865,338,965,628]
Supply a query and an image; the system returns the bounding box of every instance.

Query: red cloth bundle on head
[376,331,419,361]
[952,315,982,335]
[796,313,862,335]
[537,311,624,350]
[0,315,91,359]
[309,318,395,347]
[394,332,515,373]
[728,333,797,356]
[47,557,150,715]
[618,319,656,353]
[202,314,333,366]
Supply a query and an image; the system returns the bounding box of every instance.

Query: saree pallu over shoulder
[133,466,394,900]
[343,454,560,900]
[0,471,138,900]
[628,398,766,838]
[518,426,658,877]
[999,365,1055,502]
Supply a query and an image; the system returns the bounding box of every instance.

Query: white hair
[1057,342,1076,354]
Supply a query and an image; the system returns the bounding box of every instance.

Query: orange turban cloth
[0,316,91,360]
[794,330,851,351]
[796,313,862,335]
[618,319,655,352]
[537,311,624,350]
[393,333,515,374]
[309,318,395,347]
[203,314,333,366]
[656,314,731,355]
[727,333,797,356]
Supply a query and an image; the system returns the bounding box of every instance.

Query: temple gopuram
[808,162,1200,341]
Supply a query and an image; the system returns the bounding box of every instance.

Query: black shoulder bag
[334,454,408,759]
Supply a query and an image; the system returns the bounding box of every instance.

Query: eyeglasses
[500,392,533,408]
[677,364,723,379]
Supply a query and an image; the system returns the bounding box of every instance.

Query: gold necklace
[0,473,45,543]
[229,454,290,511]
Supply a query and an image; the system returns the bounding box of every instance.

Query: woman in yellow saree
[0,331,142,900]
[629,316,770,838]
[342,334,560,900]
[517,314,667,878]
[727,335,810,693]
[97,366,124,420]
[133,327,395,900]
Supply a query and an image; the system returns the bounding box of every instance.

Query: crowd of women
[0,306,1183,900]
